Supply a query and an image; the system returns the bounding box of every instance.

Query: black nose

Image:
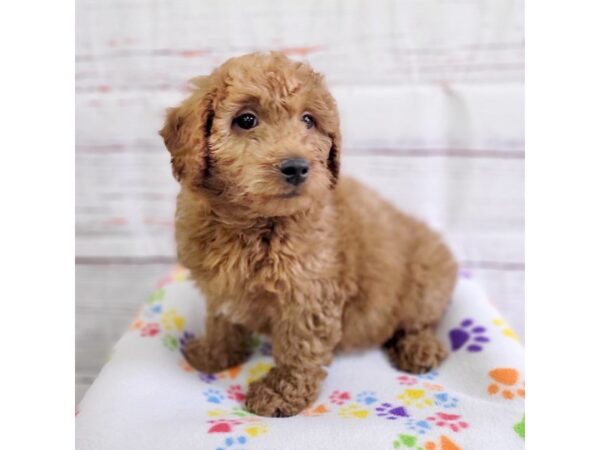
[280,158,310,186]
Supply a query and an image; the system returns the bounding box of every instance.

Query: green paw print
[514,415,525,439]
[162,334,179,351]
[393,434,424,449]
[147,288,165,304]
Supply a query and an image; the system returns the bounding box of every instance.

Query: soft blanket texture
[76,267,525,450]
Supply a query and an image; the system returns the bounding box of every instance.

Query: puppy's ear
[159,78,215,187]
[327,129,341,187]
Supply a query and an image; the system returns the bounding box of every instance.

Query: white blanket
[76,267,524,450]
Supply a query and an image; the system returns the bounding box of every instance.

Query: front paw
[245,366,324,417]
[182,337,251,374]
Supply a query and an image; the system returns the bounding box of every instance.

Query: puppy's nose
[279,158,310,186]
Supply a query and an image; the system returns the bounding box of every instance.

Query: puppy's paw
[245,366,323,417]
[386,331,447,374]
[182,337,251,374]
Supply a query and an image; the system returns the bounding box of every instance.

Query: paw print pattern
[329,390,351,405]
[426,413,469,433]
[488,368,525,399]
[397,375,419,386]
[216,435,248,450]
[227,385,246,402]
[338,403,370,419]
[147,288,165,304]
[199,372,217,383]
[449,319,490,352]
[375,402,409,420]
[302,404,329,416]
[393,434,425,449]
[162,334,179,351]
[179,331,195,354]
[140,322,160,337]
[397,389,434,409]
[356,391,378,405]
[203,388,225,404]
[514,415,525,439]
[406,418,432,435]
[492,318,520,342]
[207,419,243,433]
[433,392,459,409]
[161,308,185,332]
[417,370,439,381]
[247,362,273,384]
[245,422,268,437]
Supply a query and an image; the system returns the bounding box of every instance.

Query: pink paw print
[426,412,469,433]
[329,390,351,405]
[397,375,418,386]
[227,385,245,402]
[140,322,160,337]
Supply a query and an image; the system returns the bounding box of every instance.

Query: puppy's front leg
[245,299,342,417]
[183,312,252,374]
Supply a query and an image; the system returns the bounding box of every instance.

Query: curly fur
[160,52,458,417]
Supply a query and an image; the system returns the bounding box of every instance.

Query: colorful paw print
[247,362,273,384]
[433,392,459,409]
[488,368,525,400]
[207,419,243,433]
[179,331,195,354]
[216,435,248,450]
[375,402,409,420]
[422,436,462,450]
[161,308,185,332]
[329,390,351,405]
[397,375,419,386]
[426,413,468,433]
[162,334,179,351]
[449,319,490,352]
[140,322,160,337]
[227,385,246,402]
[492,318,520,342]
[203,388,226,404]
[302,404,329,416]
[245,422,268,437]
[514,415,525,439]
[356,391,378,405]
[406,418,432,435]
[338,403,369,419]
[199,372,217,383]
[397,389,434,409]
[147,288,165,304]
[393,434,425,449]
[417,370,439,381]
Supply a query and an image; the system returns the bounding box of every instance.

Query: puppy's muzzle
[280,158,309,186]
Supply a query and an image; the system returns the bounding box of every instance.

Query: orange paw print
[488,368,525,399]
[423,435,462,450]
[302,404,329,416]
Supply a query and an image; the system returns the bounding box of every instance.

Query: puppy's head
[160,52,341,217]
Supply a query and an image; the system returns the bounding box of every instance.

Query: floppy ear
[159,78,215,187]
[327,129,341,187]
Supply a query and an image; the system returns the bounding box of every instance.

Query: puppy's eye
[302,114,315,129]
[233,113,258,130]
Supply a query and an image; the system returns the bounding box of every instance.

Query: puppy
[160,52,458,417]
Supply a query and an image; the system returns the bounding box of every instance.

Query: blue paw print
[199,372,217,383]
[216,435,247,450]
[417,370,439,381]
[433,392,459,408]
[203,388,225,404]
[406,418,432,435]
[356,391,378,405]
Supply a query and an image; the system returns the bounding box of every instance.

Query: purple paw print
[449,319,490,352]
[375,403,409,420]
[179,331,196,355]
[259,341,272,356]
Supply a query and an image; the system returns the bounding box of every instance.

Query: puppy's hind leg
[383,328,447,374]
